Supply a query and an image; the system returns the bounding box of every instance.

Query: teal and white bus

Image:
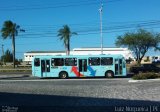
[32,54,127,78]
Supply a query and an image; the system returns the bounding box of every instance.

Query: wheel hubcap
[62,74,66,78]
[107,72,113,78]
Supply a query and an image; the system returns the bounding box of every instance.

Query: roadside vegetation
[57,25,77,55]
[1,20,25,68]
[0,49,31,72]
[0,65,31,73]
[0,64,31,73]
[116,29,160,65]
[132,72,160,80]
[0,69,31,73]
[129,63,160,80]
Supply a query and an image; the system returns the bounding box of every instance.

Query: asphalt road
[0,77,160,112]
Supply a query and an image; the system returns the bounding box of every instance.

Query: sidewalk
[0,72,31,79]
[128,78,160,82]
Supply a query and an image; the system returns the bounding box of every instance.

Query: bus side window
[88,57,100,66]
[51,58,64,66]
[34,58,40,67]
[101,57,113,65]
[65,58,77,66]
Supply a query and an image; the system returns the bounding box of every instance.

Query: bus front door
[78,59,87,77]
[115,59,123,76]
[41,60,50,77]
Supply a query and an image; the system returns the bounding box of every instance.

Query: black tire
[105,71,114,78]
[59,72,68,79]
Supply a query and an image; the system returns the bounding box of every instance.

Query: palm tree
[57,25,77,55]
[1,20,24,68]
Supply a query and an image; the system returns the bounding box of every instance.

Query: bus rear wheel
[59,72,68,79]
[105,71,114,78]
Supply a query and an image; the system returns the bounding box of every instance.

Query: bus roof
[33,54,124,59]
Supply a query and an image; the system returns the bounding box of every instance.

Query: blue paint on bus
[87,66,96,76]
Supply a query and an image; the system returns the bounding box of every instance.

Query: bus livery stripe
[71,66,84,77]
[87,66,96,76]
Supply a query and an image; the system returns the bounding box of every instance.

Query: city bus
[32,54,127,78]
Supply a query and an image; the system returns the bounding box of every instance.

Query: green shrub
[132,72,160,80]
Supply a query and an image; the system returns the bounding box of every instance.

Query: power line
[1,19,160,46]
[0,0,123,11]
[16,20,160,37]
[21,20,160,29]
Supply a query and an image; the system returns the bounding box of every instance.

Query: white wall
[24,48,134,62]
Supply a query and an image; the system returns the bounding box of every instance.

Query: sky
[0,0,160,59]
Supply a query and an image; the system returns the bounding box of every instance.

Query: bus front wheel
[105,71,114,78]
[59,72,68,79]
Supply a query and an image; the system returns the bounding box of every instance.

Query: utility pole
[2,44,4,65]
[99,3,103,54]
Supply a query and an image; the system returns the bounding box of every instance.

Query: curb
[128,78,160,83]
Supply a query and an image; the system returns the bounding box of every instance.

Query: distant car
[130,64,160,74]
[152,56,160,63]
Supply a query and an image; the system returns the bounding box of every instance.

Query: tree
[1,49,20,66]
[57,25,77,55]
[1,49,13,63]
[1,20,24,68]
[115,29,160,65]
